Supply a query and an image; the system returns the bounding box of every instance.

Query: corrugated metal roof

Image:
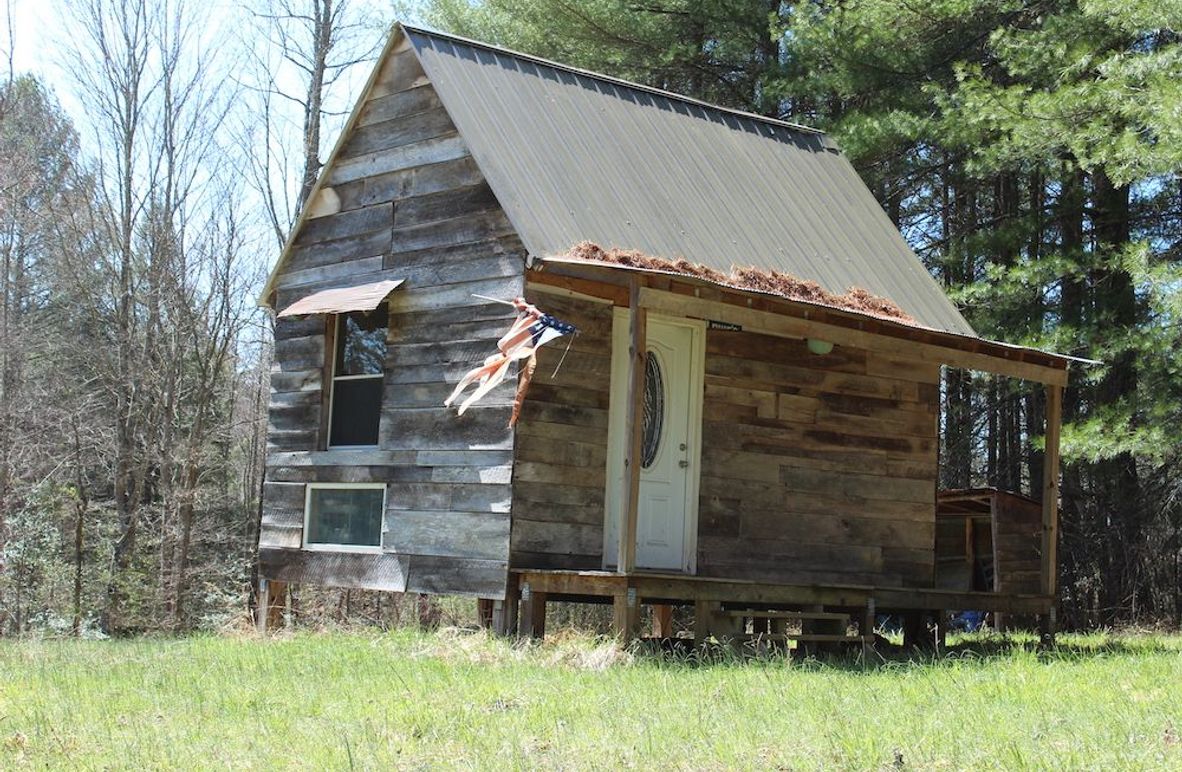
[276,279,404,317]
[404,25,975,336]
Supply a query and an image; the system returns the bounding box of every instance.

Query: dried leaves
[562,241,916,324]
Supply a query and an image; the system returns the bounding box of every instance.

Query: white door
[604,311,704,573]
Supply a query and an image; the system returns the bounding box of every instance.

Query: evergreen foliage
[428,0,1182,626]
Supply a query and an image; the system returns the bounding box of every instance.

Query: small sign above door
[707,320,743,332]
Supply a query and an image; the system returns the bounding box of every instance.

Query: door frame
[602,307,705,574]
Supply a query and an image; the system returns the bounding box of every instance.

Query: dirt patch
[561,241,915,324]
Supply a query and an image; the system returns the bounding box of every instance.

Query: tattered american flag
[444,297,576,425]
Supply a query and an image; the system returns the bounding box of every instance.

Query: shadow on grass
[624,631,1181,672]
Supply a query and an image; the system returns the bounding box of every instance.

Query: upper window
[329,307,387,447]
[304,484,385,550]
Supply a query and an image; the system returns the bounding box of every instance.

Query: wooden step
[725,610,850,622]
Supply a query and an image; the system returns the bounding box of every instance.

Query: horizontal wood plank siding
[696,329,939,587]
[510,290,614,570]
[260,64,522,599]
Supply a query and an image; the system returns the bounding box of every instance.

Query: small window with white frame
[303,484,386,551]
[328,307,387,448]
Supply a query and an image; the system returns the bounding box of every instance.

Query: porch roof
[532,256,1093,386]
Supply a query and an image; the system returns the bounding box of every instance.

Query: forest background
[0,0,1179,636]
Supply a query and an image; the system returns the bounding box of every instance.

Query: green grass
[1,629,1180,770]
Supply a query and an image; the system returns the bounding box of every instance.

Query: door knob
[679,459,689,468]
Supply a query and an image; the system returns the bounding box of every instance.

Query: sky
[1,0,407,282]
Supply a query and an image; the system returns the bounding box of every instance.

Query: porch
[494,568,1056,652]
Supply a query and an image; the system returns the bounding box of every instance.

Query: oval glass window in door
[641,351,665,469]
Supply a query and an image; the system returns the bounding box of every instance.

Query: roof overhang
[531,256,1094,386]
[276,279,404,318]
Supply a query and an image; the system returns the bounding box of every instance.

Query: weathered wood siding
[509,289,613,569]
[260,41,523,598]
[697,329,940,587]
[992,493,1042,594]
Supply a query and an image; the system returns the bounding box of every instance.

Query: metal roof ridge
[398,22,827,138]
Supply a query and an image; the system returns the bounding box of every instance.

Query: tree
[241,0,386,246]
[428,0,1182,625]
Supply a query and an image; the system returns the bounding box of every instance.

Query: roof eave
[256,22,415,310]
[533,255,1092,377]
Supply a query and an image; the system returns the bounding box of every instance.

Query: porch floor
[505,568,1055,647]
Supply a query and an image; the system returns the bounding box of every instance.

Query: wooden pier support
[862,598,877,660]
[613,587,641,643]
[652,604,674,638]
[476,598,495,629]
[519,583,548,639]
[256,578,287,634]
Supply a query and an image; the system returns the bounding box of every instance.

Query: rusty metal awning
[276,279,404,318]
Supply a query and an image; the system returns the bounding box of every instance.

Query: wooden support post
[1042,384,1062,598]
[936,610,951,650]
[902,611,924,650]
[617,280,647,575]
[476,598,494,629]
[491,600,507,635]
[256,578,287,634]
[518,583,548,640]
[652,604,674,639]
[612,587,641,643]
[798,604,823,658]
[416,593,439,629]
[862,598,877,661]
[497,574,520,637]
[693,600,714,646]
[1039,605,1058,649]
[256,577,270,634]
[814,607,846,656]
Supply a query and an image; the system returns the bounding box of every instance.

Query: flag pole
[471,293,518,307]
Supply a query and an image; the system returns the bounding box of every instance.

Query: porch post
[617,278,646,574]
[1041,383,1062,644]
[1041,384,1062,598]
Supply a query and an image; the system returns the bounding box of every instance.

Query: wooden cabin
[256,24,1076,647]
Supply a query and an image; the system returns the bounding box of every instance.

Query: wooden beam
[638,287,1069,386]
[527,270,629,305]
[617,280,647,574]
[1042,383,1062,597]
[510,569,1055,614]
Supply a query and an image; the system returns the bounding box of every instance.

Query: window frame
[302,482,387,553]
[326,309,387,450]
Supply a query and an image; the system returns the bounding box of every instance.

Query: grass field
[1,628,1180,770]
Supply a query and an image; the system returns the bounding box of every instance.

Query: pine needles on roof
[562,242,916,324]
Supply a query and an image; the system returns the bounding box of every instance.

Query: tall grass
[1,629,1180,769]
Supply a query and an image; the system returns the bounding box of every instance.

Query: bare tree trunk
[72,423,89,637]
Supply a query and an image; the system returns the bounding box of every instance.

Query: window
[329,307,387,447]
[304,484,386,551]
